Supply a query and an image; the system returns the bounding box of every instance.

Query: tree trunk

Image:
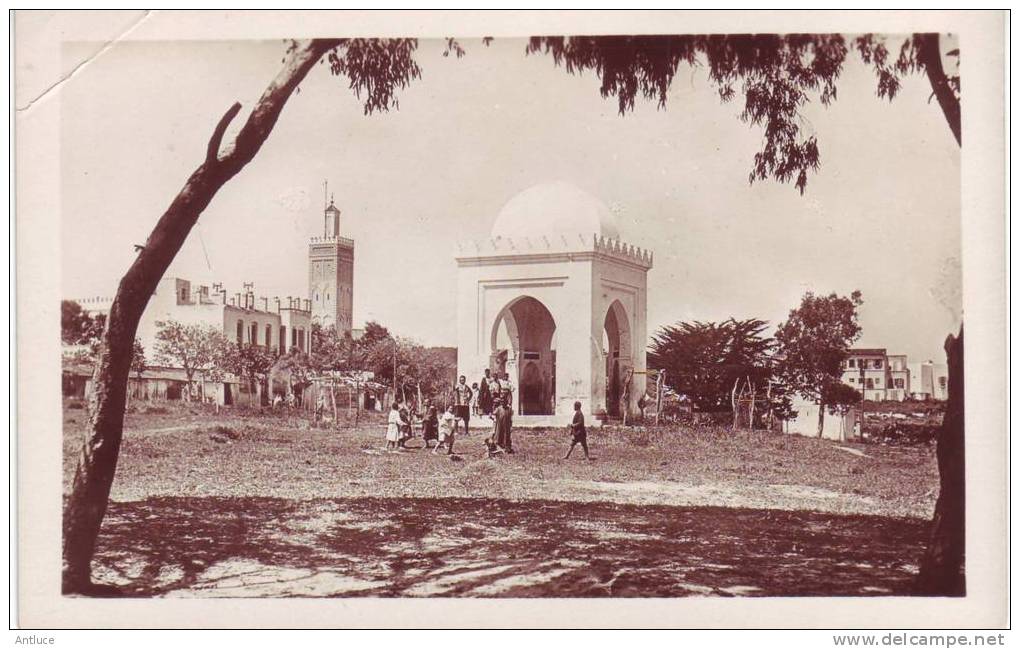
[816,400,825,438]
[61,39,340,594]
[917,33,961,146]
[915,327,965,595]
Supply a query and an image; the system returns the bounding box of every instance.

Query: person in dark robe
[478,369,493,415]
[492,398,514,453]
[421,399,439,449]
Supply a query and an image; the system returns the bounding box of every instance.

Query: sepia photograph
[12,9,1008,631]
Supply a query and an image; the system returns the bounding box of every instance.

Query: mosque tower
[308,194,354,335]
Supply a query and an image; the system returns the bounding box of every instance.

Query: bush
[208,425,242,443]
[867,421,939,446]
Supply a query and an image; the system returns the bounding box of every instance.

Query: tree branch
[206,102,242,164]
[917,33,961,146]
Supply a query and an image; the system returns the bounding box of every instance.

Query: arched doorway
[603,300,632,418]
[491,296,556,416]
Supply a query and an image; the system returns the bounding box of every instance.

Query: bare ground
[91,497,927,598]
[63,402,940,597]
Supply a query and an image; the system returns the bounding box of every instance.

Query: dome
[490,181,620,240]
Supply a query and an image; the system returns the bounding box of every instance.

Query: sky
[60,36,961,363]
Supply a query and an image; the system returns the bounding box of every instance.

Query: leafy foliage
[61,300,106,346]
[324,39,423,114]
[153,320,227,398]
[526,33,959,192]
[774,290,864,407]
[215,341,276,406]
[821,381,863,416]
[310,321,455,402]
[130,340,147,379]
[648,318,775,412]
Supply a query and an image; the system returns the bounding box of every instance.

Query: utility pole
[858,357,866,441]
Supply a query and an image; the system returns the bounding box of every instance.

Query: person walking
[451,375,473,437]
[564,400,590,460]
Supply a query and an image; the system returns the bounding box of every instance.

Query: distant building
[69,277,313,404]
[908,361,949,401]
[841,348,946,401]
[842,348,895,401]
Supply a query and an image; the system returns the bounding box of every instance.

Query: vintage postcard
[13,10,1008,629]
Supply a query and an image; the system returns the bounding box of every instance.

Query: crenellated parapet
[593,233,654,266]
[456,232,652,269]
[310,235,355,247]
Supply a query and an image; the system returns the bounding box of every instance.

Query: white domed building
[455,181,653,426]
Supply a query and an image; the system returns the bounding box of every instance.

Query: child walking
[434,405,457,455]
[385,401,401,451]
[564,400,590,460]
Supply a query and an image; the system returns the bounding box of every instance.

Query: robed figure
[478,370,493,415]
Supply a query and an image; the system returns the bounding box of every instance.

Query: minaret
[308,193,354,334]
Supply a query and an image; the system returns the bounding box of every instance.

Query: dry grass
[63,401,938,518]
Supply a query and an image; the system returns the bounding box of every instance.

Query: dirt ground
[63,402,940,597]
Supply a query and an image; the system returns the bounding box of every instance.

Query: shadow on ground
[88,497,928,597]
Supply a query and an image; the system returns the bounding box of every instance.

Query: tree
[152,321,223,401]
[219,342,276,408]
[530,37,965,592]
[272,348,314,405]
[62,39,424,592]
[61,300,93,344]
[64,32,964,594]
[127,340,147,403]
[647,318,774,412]
[527,33,959,193]
[774,291,863,437]
[821,381,863,419]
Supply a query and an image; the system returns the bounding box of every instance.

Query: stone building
[308,198,355,335]
[841,348,915,401]
[455,181,653,426]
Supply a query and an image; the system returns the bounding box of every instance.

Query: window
[236,320,243,343]
[279,326,287,351]
[875,378,882,387]
[938,377,947,389]
[250,322,258,345]
[873,359,883,369]
[866,379,874,389]
[847,359,856,368]
[265,324,272,349]
[895,378,905,389]
[848,377,855,384]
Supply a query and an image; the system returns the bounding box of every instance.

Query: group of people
[383,369,590,461]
